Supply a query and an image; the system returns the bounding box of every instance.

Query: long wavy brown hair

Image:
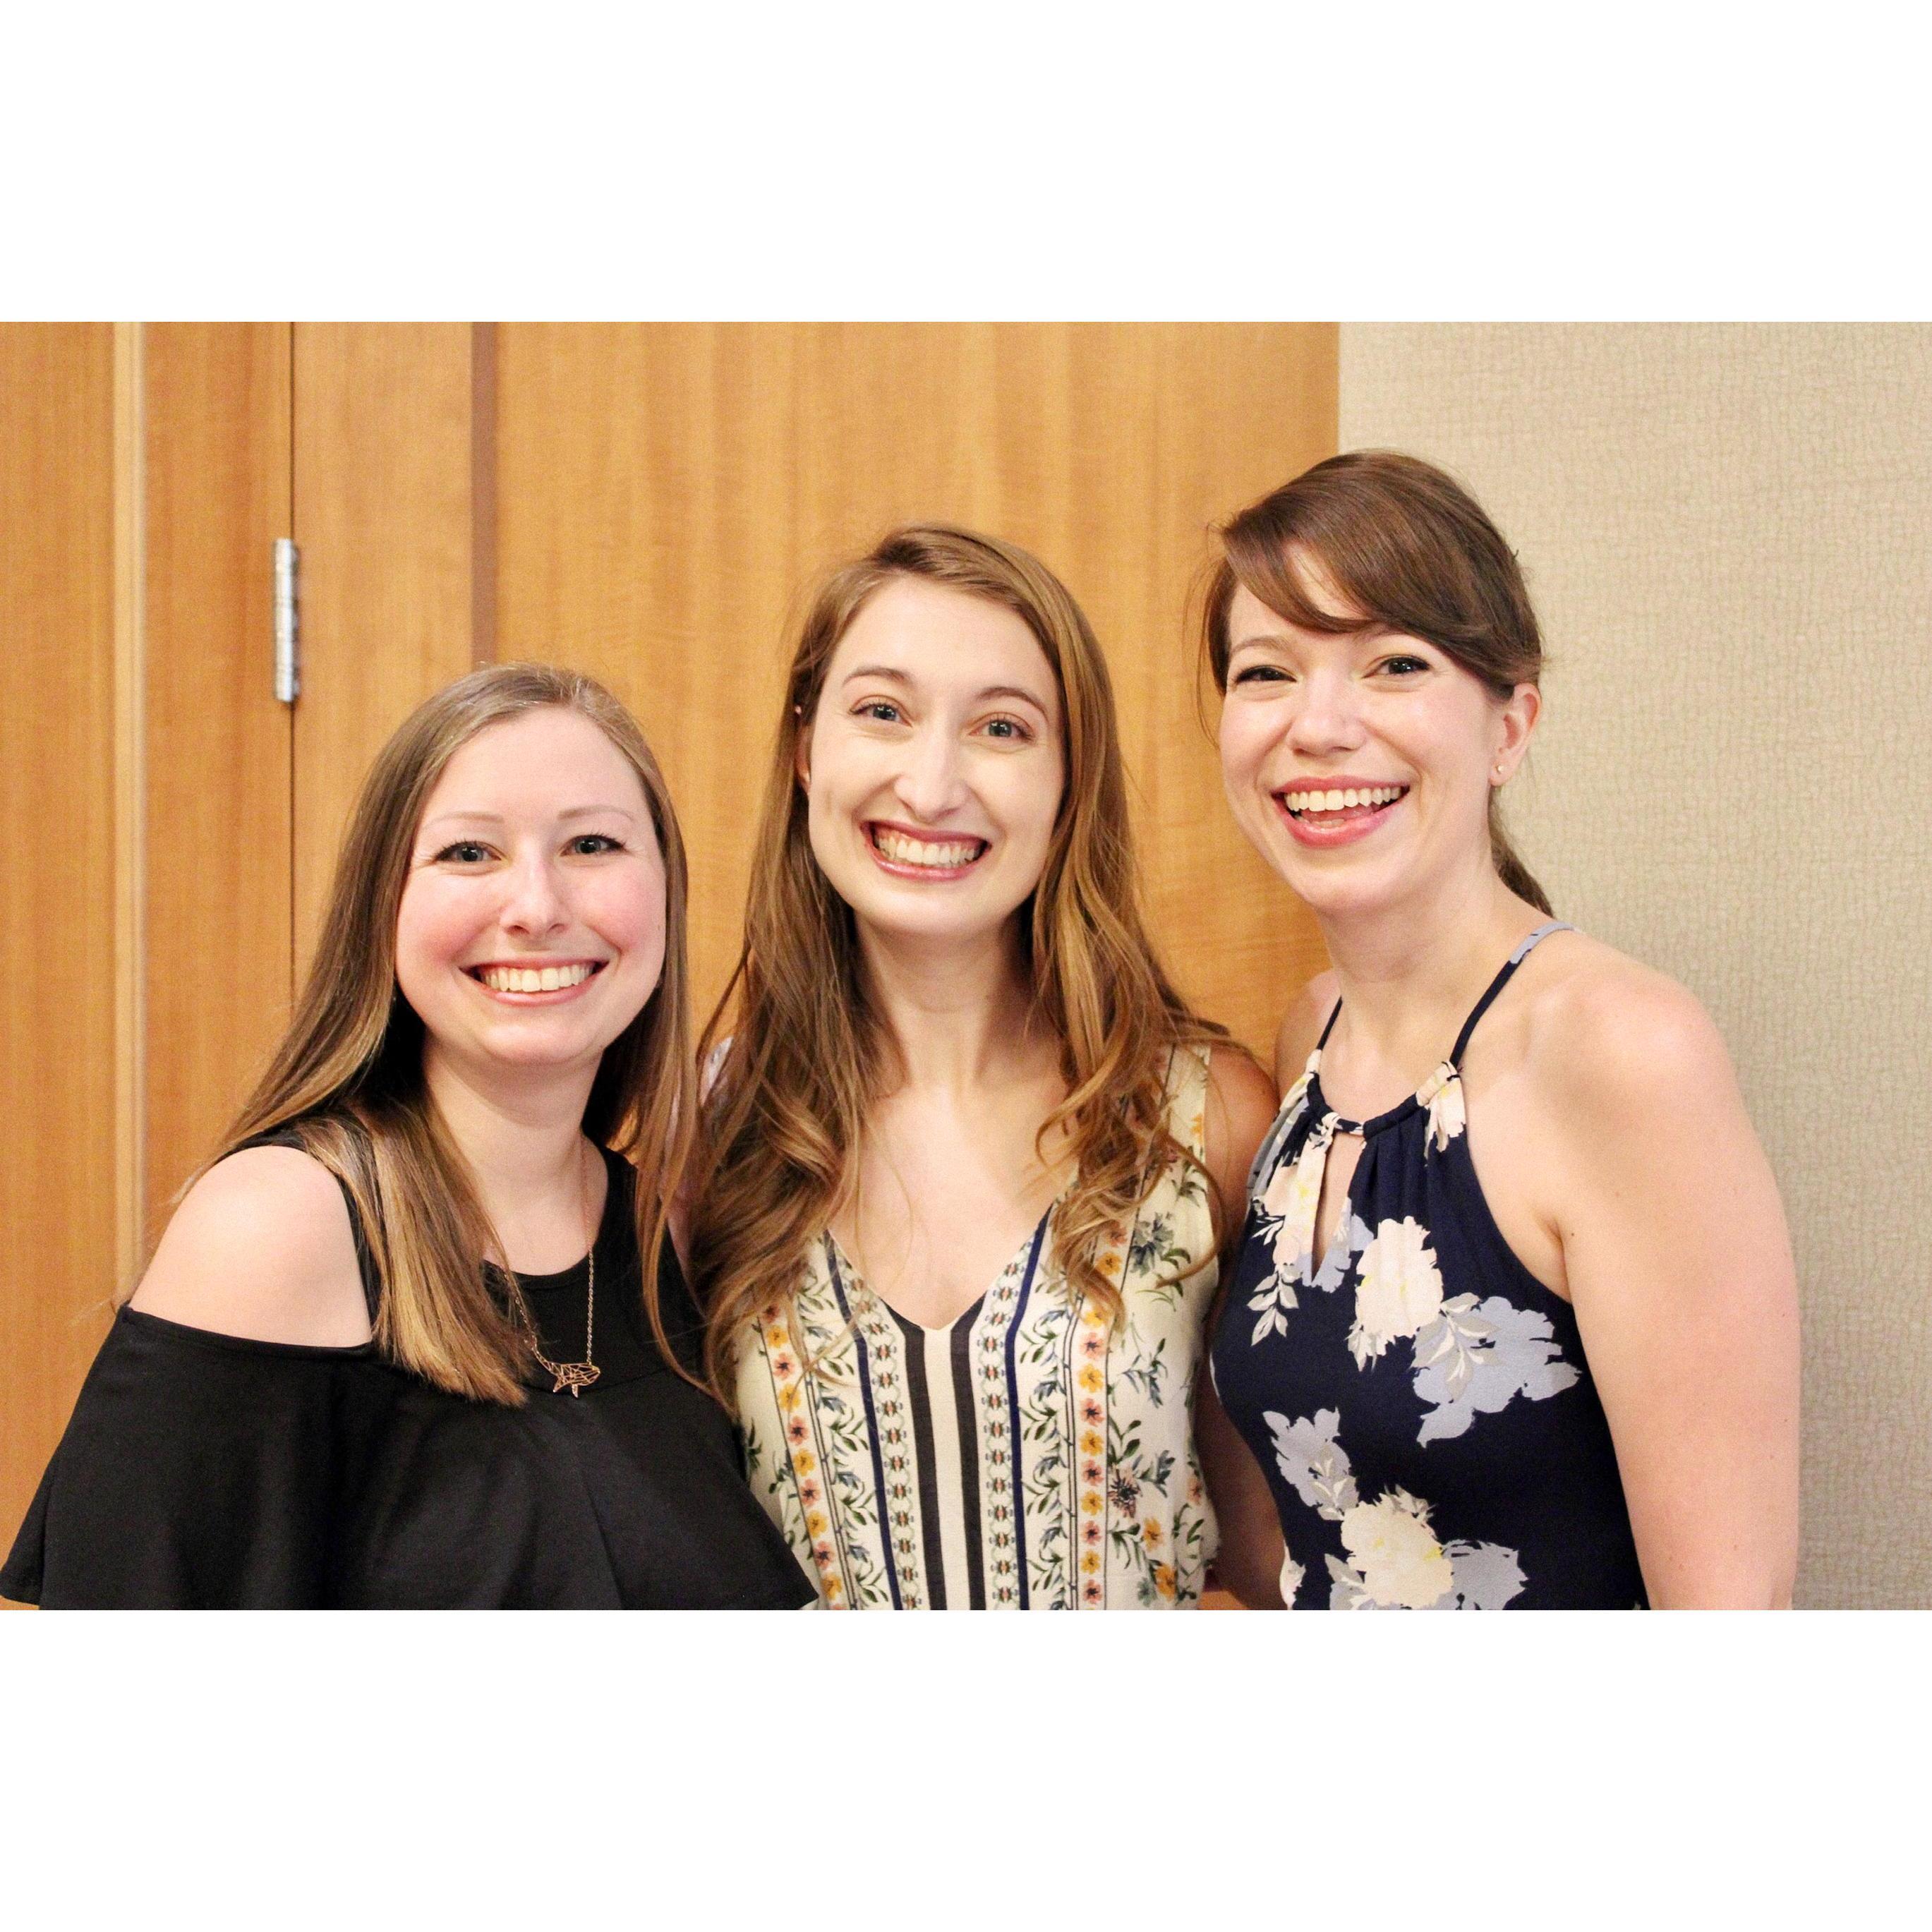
[1203,449,1553,914]
[693,524,1229,1397]
[196,663,700,1406]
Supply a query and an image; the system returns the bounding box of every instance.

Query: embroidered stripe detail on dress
[761,1303,849,1607]
[921,1322,978,1608]
[949,1311,988,1610]
[892,1308,950,1610]
[1003,1214,1049,1610]
[826,1241,907,1610]
[1073,1221,1130,1607]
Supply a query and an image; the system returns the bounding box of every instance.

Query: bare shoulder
[1203,1044,1279,1176]
[1514,933,1739,1130]
[1273,969,1339,1092]
[131,1145,373,1346]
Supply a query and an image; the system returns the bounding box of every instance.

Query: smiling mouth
[1279,783,1409,824]
[464,960,606,995]
[867,824,990,874]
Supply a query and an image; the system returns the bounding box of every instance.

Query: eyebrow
[420,804,639,831]
[1228,620,1394,653]
[840,663,1055,716]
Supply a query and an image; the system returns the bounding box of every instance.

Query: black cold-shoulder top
[1,1140,814,1610]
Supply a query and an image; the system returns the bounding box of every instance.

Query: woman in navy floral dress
[1195,453,1799,1610]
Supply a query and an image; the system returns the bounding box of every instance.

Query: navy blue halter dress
[1211,924,1647,1610]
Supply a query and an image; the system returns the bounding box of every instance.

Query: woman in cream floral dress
[692,526,1275,1609]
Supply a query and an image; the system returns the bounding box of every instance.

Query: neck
[1314,854,1546,1061]
[857,914,1044,1091]
[421,1047,598,1230]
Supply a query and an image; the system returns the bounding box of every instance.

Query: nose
[892,723,972,823]
[500,850,568,936]
[1285,665,1368,760]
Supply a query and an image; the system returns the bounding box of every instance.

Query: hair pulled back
[1202,449,1552,914]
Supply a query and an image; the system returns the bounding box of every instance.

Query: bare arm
[1197,1042,1294,1607]
[131,1146,372,1347]
[1538,972,1799,1607]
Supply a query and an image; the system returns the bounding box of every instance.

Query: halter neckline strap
[1309,922,1574,1137]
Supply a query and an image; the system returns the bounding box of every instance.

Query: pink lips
[864,821,989,883]
[463,960,607,1004]
[1274,785,1408,850]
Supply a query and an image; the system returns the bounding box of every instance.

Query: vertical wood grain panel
[291,324,481,974]
[494,323,1336,1050]
[114,326,146,1291]
[142,325,295,1228]
[0,325,119,1563]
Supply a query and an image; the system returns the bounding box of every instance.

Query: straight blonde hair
[198,663,699,1406]
[692,525,1231,1398]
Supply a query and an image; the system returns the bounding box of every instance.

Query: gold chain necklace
[519,1142,601,1398]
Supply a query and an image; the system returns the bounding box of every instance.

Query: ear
[1491,682,1540,785]
[792,704,812,791]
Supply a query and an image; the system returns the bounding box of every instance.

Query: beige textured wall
[1340,325,1932,1608]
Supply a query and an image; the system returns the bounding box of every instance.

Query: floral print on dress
[1263,1408,1526,1611]
[1212,922,1650,1610]
[1347,1216,1445,1366]
[736,1047,1221,1610]
[1413,1294,1581,1445]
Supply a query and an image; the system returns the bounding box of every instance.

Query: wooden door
[0,325,122,1559]
[0,324,294,1560]
[488,323,1334,1051]
[277,322,1334,1051]
[4,322,1334,1590]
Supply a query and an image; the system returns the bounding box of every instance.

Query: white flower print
[1411,1294,1582,1445]
[1270,1412,1529,1610]
[1247,1119,1335,1343]
[1348,1216,1445,1367]
[1419,1063,1466,1153]
[1334,1490,1454,1609]
[1279,1549,1306,1605]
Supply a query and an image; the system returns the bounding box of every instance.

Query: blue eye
[856,699,904,724]
[982,716,1031,742]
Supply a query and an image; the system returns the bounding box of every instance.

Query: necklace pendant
[550,1360,601,1398]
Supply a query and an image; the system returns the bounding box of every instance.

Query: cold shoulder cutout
[131,1143,373,1348]
[3,1130,814,1610]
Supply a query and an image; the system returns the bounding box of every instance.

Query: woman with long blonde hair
[4,663,811,1608]
[694,526,1277,1608]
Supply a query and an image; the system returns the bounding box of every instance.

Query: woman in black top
[3,663,811,1610]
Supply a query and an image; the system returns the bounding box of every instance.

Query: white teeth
[873,828,985,869]
[1282,784,1406,815]
[479,962,594,994]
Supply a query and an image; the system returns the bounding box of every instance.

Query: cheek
[811,732,890,812]
[394,879,479,975]
[1217,705,1276,785]
[593,861,669,974]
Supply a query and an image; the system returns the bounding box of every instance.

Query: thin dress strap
[1448,921,1574,1066]
[1315,998,1345,1050]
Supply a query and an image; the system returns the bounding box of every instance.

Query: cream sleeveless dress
[733,1046,1220,1609]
